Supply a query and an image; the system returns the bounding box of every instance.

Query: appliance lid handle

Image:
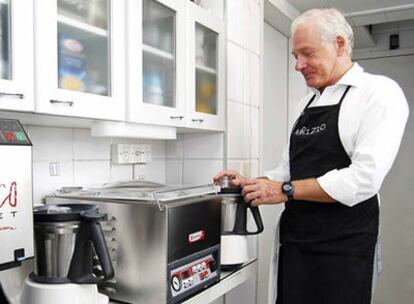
[152,184,220,211]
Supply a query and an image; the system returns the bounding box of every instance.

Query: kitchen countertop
[109,259,257,304]
[182,259,257,304]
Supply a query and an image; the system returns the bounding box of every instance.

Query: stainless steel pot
[32,204,114,284]
[33,218,80,279]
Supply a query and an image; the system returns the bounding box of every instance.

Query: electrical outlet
[130,144,151,163]
[111,144,131,164]
[133,164,146,181]
[111,144,152,164]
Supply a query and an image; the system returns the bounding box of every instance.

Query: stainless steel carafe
[32,204,114,284]
[219,177,264,236]
[218,176,264,269]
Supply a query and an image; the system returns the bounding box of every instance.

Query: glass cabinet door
[35,0,125,120]
[0,0,11,81]
[142,0,176,108]
[187,1,225,131]
[57,0,110,96]
[0,0,34,112]
[195,23,217,115]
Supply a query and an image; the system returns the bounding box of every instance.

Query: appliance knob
[208,260,217,272]
[171,275,182,292]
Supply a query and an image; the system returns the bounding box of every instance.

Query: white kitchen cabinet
[0,0,34,112]
[186,2,226,131]
[126,0,186,127]
[127,0,225,131]
[34,0,125,120]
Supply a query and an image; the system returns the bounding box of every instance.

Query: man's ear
[336,36,346,56]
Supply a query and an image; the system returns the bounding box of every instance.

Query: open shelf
[196,64,217,75]
[143,44,174,61]
[57,14,108,37]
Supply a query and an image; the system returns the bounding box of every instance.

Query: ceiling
[269,0,414,49]
[285,0,414,26]
[287,0,414,15]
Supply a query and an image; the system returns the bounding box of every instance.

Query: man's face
[292,23,340,90]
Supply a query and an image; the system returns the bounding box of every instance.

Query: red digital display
[181,270,190,279]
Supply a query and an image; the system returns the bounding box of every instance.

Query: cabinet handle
[191,119,204,123]
[0,92,24,99]
[50,99,74,107]
[170,116,184,120]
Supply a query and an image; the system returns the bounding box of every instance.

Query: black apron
[276,86,379,304]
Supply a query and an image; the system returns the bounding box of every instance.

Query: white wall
[223,0,264,303]
[257,22,288,304]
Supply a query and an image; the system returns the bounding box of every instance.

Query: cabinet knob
[191,119,204,123]
[170,116,184,120]
[50,99,74,106]
[0,92,24,99]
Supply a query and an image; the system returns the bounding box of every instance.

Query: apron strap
[338,86,352,106]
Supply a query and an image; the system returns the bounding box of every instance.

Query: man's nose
[295,57,306,71]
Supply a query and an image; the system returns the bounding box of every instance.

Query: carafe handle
[69,212,114,284]
[87,218,115,282]
[232,199,264,235]
[248,205,264,235]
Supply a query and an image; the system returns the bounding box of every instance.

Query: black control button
[208,260,217,272]
[171,275,182,292]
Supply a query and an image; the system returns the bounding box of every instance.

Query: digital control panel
[0,119,31,145]
[170,254,218,298]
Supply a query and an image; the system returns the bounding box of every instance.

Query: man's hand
[213,170,248,187]
[241,179,288,207]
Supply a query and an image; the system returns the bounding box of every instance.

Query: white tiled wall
[224,1,264,304]
[226,0,263,180]
[166,133,225,185]
[27,125,169,205]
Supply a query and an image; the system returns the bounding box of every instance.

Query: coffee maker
[0,119,34,302]
[21,203,115,304]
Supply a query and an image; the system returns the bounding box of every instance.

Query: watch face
[283,183,292,192]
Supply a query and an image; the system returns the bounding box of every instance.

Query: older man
[214,7,409,304]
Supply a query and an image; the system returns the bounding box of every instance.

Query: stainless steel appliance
[21,204,114,304]
[46,182,222,304]
[218,176,264,269]
[0,118,34,270]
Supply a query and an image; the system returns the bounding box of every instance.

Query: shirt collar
[310,62,364,94]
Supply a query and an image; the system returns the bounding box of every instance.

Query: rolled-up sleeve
[317,77,409,206]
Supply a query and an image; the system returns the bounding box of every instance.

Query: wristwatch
[282,181,295,200]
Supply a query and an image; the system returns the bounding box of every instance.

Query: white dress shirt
[265,63,409,206]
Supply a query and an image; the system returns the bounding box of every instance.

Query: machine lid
[33,204,99,222]
[51,181,220,210]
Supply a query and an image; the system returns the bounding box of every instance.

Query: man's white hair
[291,8,354,55]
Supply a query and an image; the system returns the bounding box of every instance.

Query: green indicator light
[15,132,27,141]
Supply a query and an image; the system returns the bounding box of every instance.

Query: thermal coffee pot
[218,176,264,269]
